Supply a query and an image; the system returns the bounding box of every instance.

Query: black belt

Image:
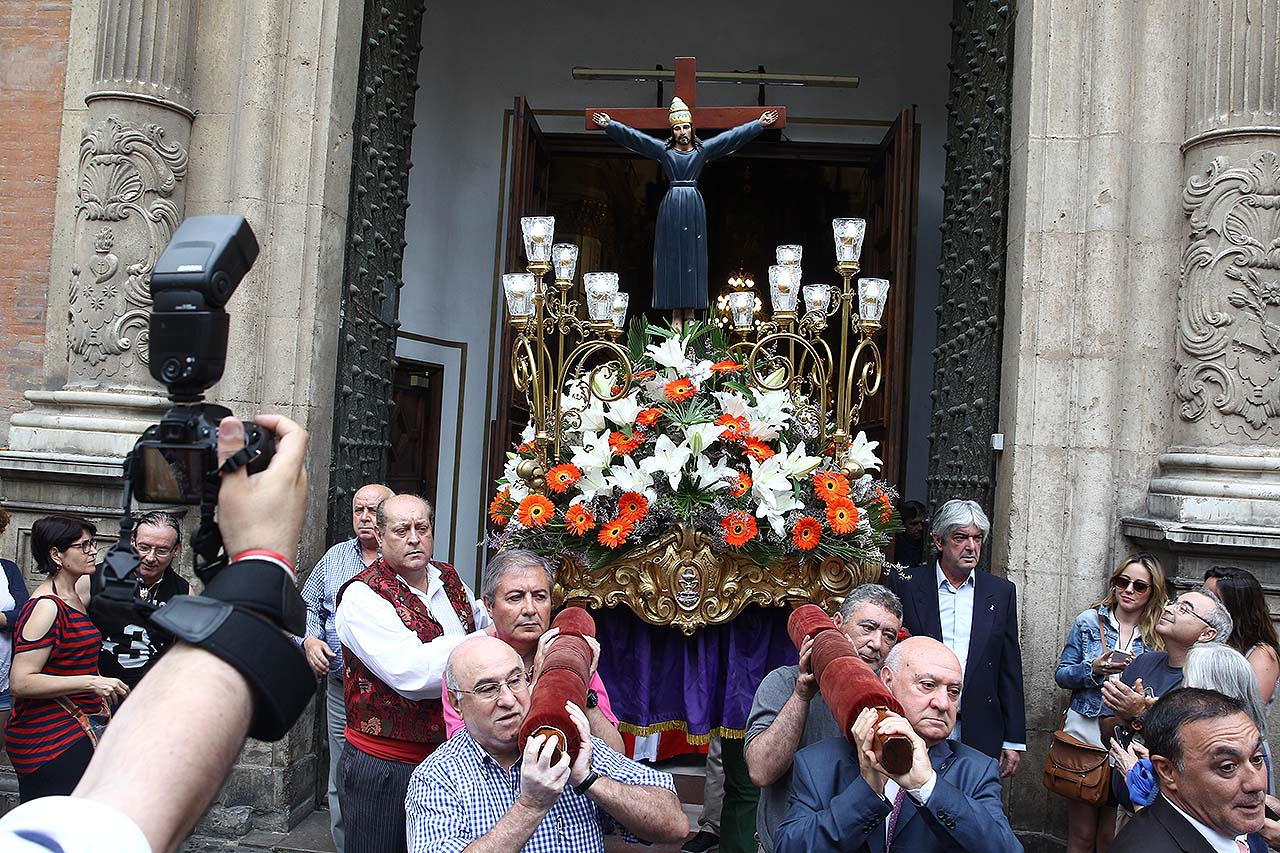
[670,180,698,187]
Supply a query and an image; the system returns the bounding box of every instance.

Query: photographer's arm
[73,414,310,853]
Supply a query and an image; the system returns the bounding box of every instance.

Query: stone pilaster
[1124,0,1280,577]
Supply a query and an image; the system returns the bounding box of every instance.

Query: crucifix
[584,56,787,326]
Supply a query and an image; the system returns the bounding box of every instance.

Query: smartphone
[1101,650,1134,667]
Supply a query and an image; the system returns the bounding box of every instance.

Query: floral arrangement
[488,321,902,570]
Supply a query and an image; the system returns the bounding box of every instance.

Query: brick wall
[0,1,72,446]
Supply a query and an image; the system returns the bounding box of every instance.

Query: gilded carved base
[553,525,881,634]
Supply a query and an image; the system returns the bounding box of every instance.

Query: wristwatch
[585,688,599,709]
[574,770,601,794]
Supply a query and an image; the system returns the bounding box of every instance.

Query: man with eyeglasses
[405,635,688,851]
[96,510,190,690]
[1101,588,1233,746]
[743,583,904,852]
[334,494,491,853]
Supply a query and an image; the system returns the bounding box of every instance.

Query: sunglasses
[1111,575,1151,594]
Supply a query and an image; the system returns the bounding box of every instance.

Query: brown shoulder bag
[1043,612,1111,806]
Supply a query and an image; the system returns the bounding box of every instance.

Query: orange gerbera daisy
[597,516,634,549]
[617,491,649,521]
[664,378,697,402]
[825,497,861,535]
[715,413,750,443]
[730,470,752,498]
[722,511,759,547]
[873,489,894,523]
[812,471,851,502]
[608,429,645,456]
[516,494,555,528]
[792,516,822,550]
[546,463,582,493]
[489,488,512,525]
[565,504,595,536]
[744,436,775,462]
[710,359,744,374]
[634,369,657,380]
[636,408,664,428]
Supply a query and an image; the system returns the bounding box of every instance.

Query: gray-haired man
[743,583,904,852]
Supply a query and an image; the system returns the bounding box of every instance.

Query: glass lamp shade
[583,272,620,321]
[768,264,800,313]
[776,244,803,266]
[857,278,890,322]
[832,218,867,263]
[503,273,537,318]
[552,243,579,281]
[521,216,555,263]
[728,291,756,330]
[803,284,832,316]
[611,292,630,329]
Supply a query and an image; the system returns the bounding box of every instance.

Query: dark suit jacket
[1112,795,1267,852]
[774,736,1022,852]
[890,564,1027,758]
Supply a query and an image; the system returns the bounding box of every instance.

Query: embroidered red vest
[337,558,476,752]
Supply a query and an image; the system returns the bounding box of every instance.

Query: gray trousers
[325,676,347,852]
[338,742,415,853]
[698,735,725,833]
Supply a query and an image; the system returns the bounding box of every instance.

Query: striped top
[4,596,103,776]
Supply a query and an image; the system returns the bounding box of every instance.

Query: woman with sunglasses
[5,516,129,801]
[1055,553,1167,853]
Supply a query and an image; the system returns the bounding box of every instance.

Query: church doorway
[489,100,918,504]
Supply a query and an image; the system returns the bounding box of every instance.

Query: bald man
[775,637,1020,853]
[299,483,393,852]
[335,494,490,853]
[406,636,687,851]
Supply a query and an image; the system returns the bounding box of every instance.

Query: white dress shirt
[335,564,490,701]
[1162,795,1249,853]
[935,563,1025,752]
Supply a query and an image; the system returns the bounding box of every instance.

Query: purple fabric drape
[593,604,799,735]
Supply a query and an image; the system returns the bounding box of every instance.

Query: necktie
[1237,839,1249,853]
[885,786,907,850]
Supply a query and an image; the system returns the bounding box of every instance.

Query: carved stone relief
[67,114,188,385]
[1177,151,1280,437]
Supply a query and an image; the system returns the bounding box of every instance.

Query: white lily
[749,388,793,440]
[606,454,657,500]
[574,467,613,503]
[570,429,612,474]
[590,366,617,398]
[775,440,823,479]
[605,391,644,427]
[714,389,753,421]
[520,421,536,444]
[640,434,692,490]
[502,455,531,501]
[688,359,715,385]
[576,395,608,433]
[845,430,883,473]
[645,337,689,372]
[683,421,725,456]
[692,453,732,491]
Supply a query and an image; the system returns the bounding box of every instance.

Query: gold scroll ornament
[553,524,881,635]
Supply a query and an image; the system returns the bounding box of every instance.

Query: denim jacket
[1055,605,1149,718]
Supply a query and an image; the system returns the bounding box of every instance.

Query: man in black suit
[889,499,1026,776]
[1112,687,1267,852]
[774,636,1021,852]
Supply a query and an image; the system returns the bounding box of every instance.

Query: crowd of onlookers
[1,481,1279,853]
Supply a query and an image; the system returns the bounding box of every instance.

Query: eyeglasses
[1166,599,1214,628]
[1111,575,1152,594]
[454,672,530,703]
[66,538,97,554]
[134,543,174,558]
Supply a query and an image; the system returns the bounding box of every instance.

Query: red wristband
[232,549,297,583]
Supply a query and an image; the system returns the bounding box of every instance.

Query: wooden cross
[583,56,787,131]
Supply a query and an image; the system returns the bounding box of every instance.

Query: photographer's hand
[216,414,308,559]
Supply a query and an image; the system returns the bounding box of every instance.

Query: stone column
[1124,0,1280,576]
[5,0,195,458]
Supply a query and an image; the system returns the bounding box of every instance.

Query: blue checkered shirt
[406,729,676,852]
[299,537,371,675]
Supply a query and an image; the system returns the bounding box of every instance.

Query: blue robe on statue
[604,119,765,310]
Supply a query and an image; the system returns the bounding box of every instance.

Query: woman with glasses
[5,515,129,801]
[1203,566,1280,710]
[1054,553,1167,853]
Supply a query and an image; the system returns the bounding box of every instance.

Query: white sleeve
[0,796,151,852]
[336,582,472,701]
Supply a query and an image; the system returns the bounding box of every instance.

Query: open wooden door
[861,107,918,495]
[487,97,551,505]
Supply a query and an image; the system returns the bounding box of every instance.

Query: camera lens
[161,358,183,382]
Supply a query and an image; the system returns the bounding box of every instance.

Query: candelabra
[731,219,890,476]
[502,217,633,484]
